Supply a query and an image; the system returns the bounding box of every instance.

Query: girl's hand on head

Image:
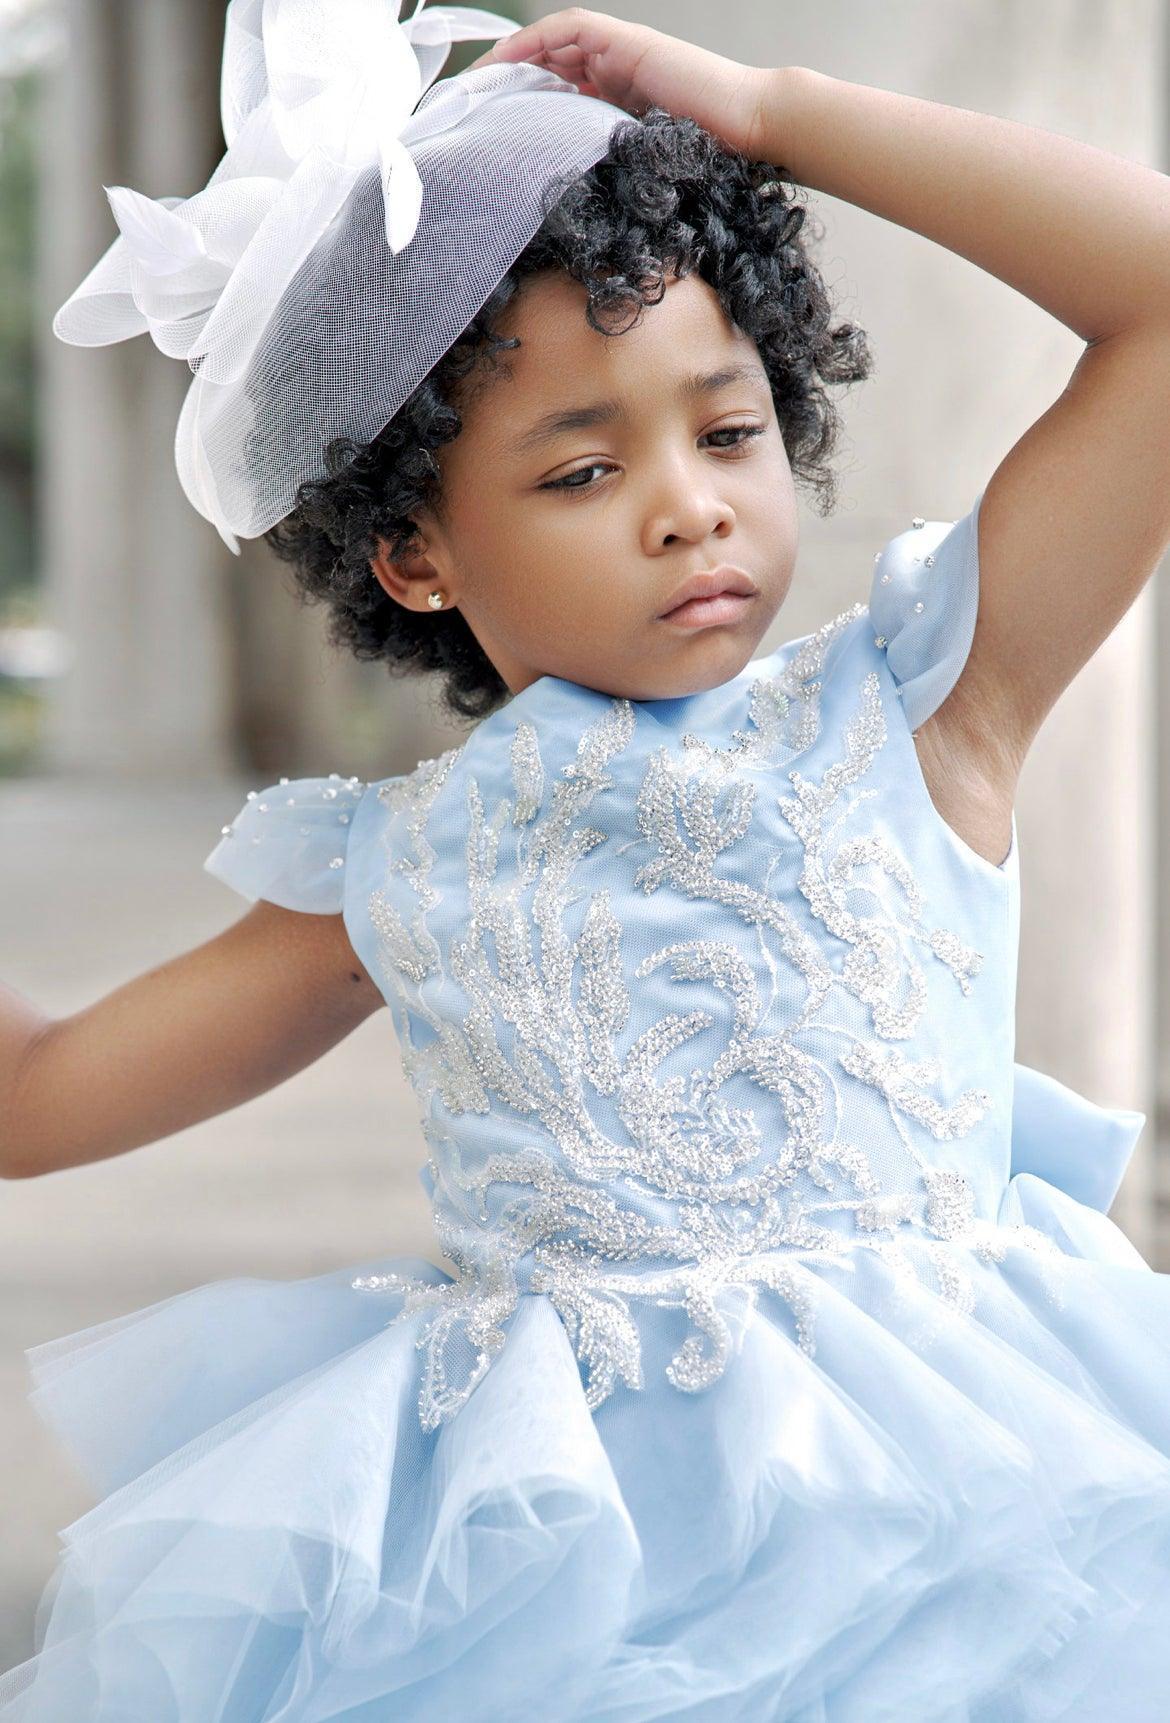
[466,8,774,162]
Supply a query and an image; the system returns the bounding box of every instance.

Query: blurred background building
[0,0,1167,1671]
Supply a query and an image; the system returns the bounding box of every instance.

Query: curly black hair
[263,106,874,724]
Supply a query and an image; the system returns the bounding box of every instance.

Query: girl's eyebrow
[509,362,769,456]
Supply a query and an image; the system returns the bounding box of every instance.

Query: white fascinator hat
[52,0,635,554]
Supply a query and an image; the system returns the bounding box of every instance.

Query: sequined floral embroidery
[356,609,1067,1432]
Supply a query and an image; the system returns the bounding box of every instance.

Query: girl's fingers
[542,47,593,75]
[469,9,760,153]
[470,33,599,96]
[487,10,613,65]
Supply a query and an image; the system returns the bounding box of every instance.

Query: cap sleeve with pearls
[868,489,985,734]
[203,773,367,914]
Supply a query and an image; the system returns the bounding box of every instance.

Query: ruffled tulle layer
[2,1173,1170,1722]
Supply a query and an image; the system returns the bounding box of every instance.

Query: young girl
[3,3,1170,1716]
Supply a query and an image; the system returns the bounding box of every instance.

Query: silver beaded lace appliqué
[354,606,1067,1432]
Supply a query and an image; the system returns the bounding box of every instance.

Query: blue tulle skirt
[2,1165,1170,1721]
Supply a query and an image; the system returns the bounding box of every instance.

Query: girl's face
[371,267,798,701]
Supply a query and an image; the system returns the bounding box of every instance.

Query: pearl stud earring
[427,591,444,610]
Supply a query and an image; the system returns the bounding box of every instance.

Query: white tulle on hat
[52,0,634,553]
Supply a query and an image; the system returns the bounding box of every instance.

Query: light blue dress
[4,492,1170,1722]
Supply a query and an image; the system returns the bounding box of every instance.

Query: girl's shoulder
[730,489,984,743]
[201,749,473,916]
[862,489,985,732]
[202,772,368,915]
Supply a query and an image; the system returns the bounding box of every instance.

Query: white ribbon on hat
[51,1,625,556]
[52,0,523,382]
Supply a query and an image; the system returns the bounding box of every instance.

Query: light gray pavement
[0,775,443,1674]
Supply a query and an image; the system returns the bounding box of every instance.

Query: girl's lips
[657,592,756,629]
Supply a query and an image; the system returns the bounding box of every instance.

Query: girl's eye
[540,423,766,494]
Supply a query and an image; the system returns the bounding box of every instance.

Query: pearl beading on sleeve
[866,499,982,737]
[204,772,368,912]
[874,513,935,646]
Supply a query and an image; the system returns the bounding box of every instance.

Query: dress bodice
[204,492,1145,1430]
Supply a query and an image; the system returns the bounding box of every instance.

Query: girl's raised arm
[756,65,1170,794]
[0,902,383,1179]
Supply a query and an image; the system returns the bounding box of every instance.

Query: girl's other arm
[0,903,384,1179]
[755,66,1170,787]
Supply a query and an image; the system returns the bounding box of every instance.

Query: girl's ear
[369,534,447,613]
[369,536,409,602]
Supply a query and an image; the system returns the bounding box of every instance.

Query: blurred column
[630,0,1164,1254]
[35,0,237,778]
